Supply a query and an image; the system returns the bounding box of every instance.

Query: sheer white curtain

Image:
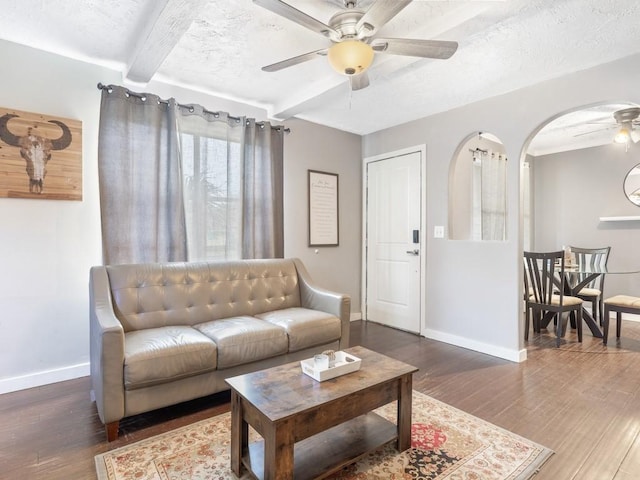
[481,150,507,240]
[98,85,284,264]
[472,149,507,241]
[178,106,284,261]
[471,153,482,240]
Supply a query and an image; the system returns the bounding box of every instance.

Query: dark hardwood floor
[3,319,640,479]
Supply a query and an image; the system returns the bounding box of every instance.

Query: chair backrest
[524,250,565,306]
[569,246,611,290]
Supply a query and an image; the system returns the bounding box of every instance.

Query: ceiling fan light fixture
[327,40,374,76]
[614,125,631,144]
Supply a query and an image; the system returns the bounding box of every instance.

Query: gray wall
[0,40,361,393]
[363,52,640,362]
[532,143,640,296]
[283,118,362,316]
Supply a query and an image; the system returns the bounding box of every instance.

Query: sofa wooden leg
[106,421,119,442]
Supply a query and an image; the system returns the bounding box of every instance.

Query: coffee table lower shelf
[242,412,398,480]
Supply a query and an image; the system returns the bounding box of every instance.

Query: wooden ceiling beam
[124,0,209,84]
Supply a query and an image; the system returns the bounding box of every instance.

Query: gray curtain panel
[98,85,284,265]
[241,119,284,259]
[98,86,187,265]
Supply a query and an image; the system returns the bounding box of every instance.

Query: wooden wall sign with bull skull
[0,107,82,200]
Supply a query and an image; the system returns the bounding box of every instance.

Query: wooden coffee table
[225,345,418,480]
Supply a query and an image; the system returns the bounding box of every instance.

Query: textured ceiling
[2,0,640,152]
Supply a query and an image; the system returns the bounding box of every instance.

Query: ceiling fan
[576,107,640,145]
[612,107,640,144]
[253,0,459,90]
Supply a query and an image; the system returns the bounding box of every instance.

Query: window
[181,133,242,260]
[98,85,283,264]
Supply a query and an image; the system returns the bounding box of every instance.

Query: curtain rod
[469,147,488,154]
[468,147,507,161]
[97,83,290,133]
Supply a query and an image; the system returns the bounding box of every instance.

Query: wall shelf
[599,216,640,222]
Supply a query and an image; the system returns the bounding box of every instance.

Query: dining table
[561,263,640,338]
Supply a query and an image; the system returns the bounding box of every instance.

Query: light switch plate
[434,225,444,238]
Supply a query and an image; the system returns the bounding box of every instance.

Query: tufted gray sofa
[89,258,350,441]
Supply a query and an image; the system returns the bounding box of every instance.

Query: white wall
[363,52,640,362]
[0,41,112,393]
[0,40,361,394]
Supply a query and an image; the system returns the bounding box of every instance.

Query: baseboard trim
[422,328,527,363]
[0,362,90,395]
[350,312,362,321]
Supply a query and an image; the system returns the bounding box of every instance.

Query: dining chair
[569,246,611,325]
[523,250,584,346]
[603,295,640,345]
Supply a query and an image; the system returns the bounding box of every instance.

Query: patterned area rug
[95,391,552,480]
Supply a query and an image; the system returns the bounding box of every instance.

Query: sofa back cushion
[106,259,302,332]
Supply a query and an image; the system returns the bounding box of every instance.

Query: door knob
[406,249,419,256]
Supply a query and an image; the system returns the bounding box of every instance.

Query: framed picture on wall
[0,107,82,200]
[308,170,339,246]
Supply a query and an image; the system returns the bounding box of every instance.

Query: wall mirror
[449,132,507,241]
[624,163,640,206]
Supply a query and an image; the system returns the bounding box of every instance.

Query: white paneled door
[365,151,421,333]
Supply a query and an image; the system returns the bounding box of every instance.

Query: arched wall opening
[519,101,640,341]
[449,132,507,241]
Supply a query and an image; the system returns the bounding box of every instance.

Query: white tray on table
[300,351,361,382]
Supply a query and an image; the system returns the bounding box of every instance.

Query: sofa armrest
[293,258,351,349]
[89,266,125,425]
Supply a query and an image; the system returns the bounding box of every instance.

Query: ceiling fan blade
[349,72,370,91]
[372,38,458,59]
[356,0,412,37]
[572,125,616,137]
[253,0,338,38]
[261,48,328,72]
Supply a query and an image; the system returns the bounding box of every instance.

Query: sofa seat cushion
[256,307,341,352]
[194,316,288,369]
[124,326,217,390]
